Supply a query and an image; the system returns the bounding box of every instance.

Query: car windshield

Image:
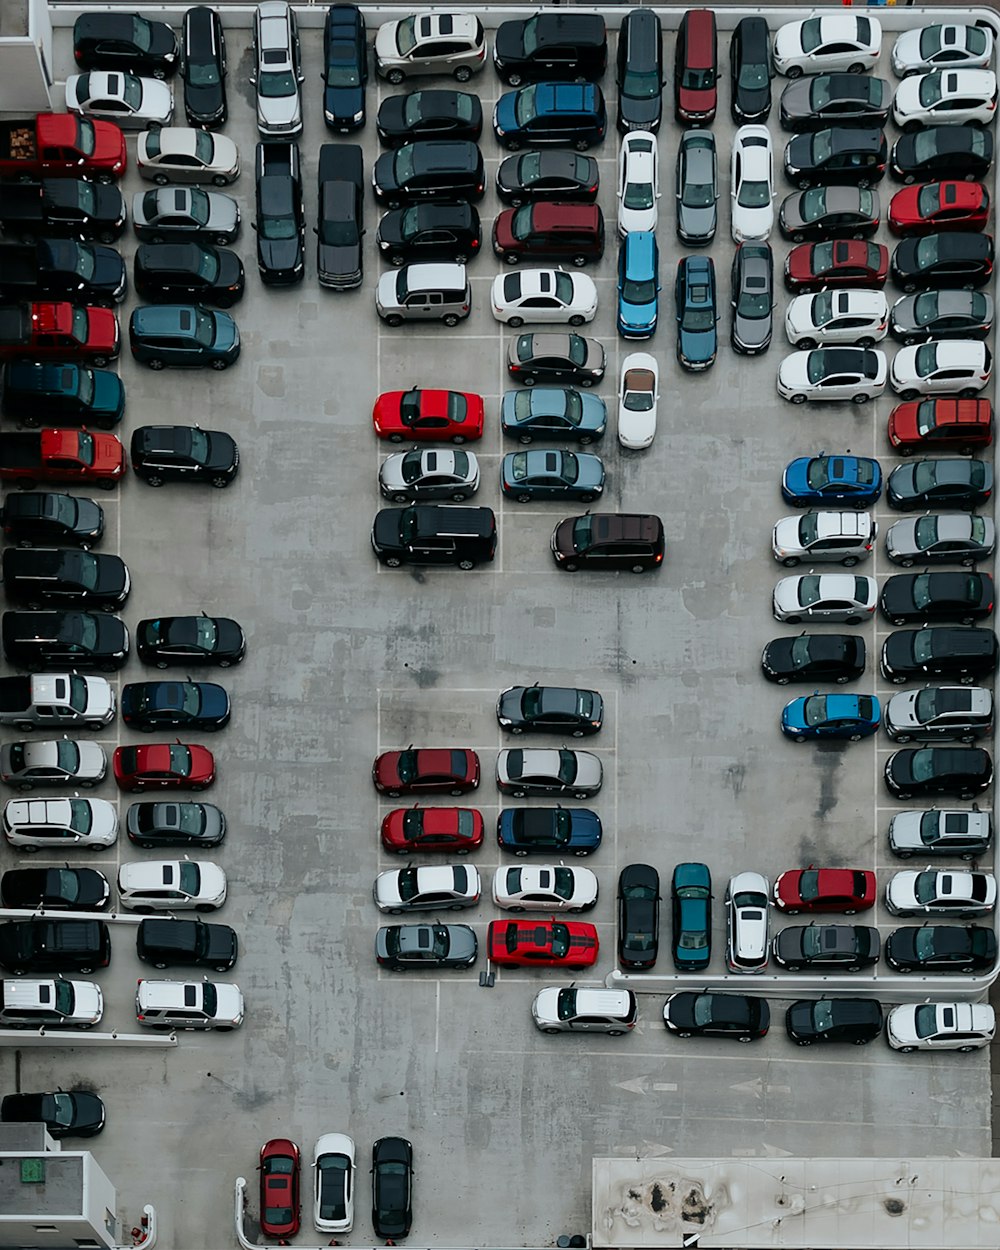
[800,19,824,54]
[52,868,83,904]
[624,178,654,211]
[913,927,944,959]
[551,867,575,899]
[520,15,541,54]
[798,513,820,545]
[911,630,937,663]
[192,309,216,347]
[553,272,575,305]
[173,804,206,834]
[919,75,944,107]
[557,750,578,784]
[556,988,579,1020]
[571,515,593,550]
[74,118,96,157]
[738,178,770,209]
[327,53,361,88]
[66,614,99,650]
[68,799,94,834]
[624,370,655,411]
[800,927,824,958]
[692,995,717,1026]
[810,131,834,164]
[789,635,817,669]
[803,700,829,727]
[68,674,89,712]
[799,187,829,221]
[187,45,220,87]
[318,1155,350,1220]
[915,342,939,376]
[395,16,418,55]
[797,575,823,607]
[53,979,75,1015]
[69,246,96,283]
[682,66,715,91]
[259,67,297,97]
[178,860,200,894]
[682,168,714,209]
[623,66,661,99]
[514,85,540,127]
[809,1001,834,1032]
[511,205,534,237]
[62,552,100,590]
[549,922,570,957]
[70,308,89,346]
[915,236,943,268]
[184,188,211,225]
[168,745,193,777]
[682,296,714,332]
[623,275,656,305]
[807,355,835,385]
[395,751,418,783]
[909,751,942,781]
[118,75,143,111]
[261,204,299,241]
[913,872,945,904]
[913,516,943,550]
[913,1003,940,1038]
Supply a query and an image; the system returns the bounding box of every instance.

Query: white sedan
[889,340,992,399]
[887,1002,996,1052]
[117,860,227,910]
[777,346,887,404]
[618,352,658,449]
[137,127,240,186]
[773,15,882,79]
[891,24,995,78]
[617,131,659,237]
[2,797,118,850]
[373,864,481,913]
[492,864,599,912]
[892,69,998,132]
[730,125,774,243]
[885,869,997,917]
[314,1133,355,1233]
[491,268,597,327]
[772,573,878,623]
[784,290,888,349]
[65,70,174,130]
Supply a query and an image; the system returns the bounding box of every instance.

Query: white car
[373,864,481,914]
[117,860,227,911]
[885,869,997,917]
[618,352,658,449]
[375,12,486,84]
[889,340,992,399]
[725,871,769,973]
[137,127,240,186]
[883,686,993,742]
[773,15,882,79]
[491,268,598,326]
[886,1002,996,1052]
[891,24,995,78]
[893,69,998,132]
[784,290,888,349]
[0,739,107,790]
[888,808,993,859]
[772,573,878,623]
[2,797,118,850]
[314,1133,355,1233]
[65,71,174,130]
[251,0,304,137]
[492,864,599,912]
[772,511,876,568]
[617,131,659,237]
[531,987,637,1035]
[730,125,774,243]
[0,978,103,1029]
[378,448,480,503]
[777,347,887,404]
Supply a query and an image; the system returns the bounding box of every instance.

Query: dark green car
[671,861,712,970]
[128,304,240,370]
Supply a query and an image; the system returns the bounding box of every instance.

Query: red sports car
[259,1138,301,1240]
[380,806,485,855]
[372,389,485,444]
[887,398,994,456]
[372,748,480,797]
[773,868,877,915]
[112,742,216,792]
[487,918,599,968]
[784,240,888,292]
[888,182,991,237]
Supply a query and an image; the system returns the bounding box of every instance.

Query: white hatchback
[773,15,882,79]
[137,127,240,186]
[314,1133,355,1233]
[725,872,769,973]
[492,864,599,912]
[66,70,173,129]
[617,352,658,449]
[617,131,659,237]
[373,864,481,913]
[531,987,637,1035]
[773,573,878,623]
[886,1002,995,1052]
[491,268,598,326]
[117,860,227,911]
[2,797,118,850]
[784,289,888,349]
[893,69,998,132]
[889,340,992,399]
[891,24,995,78]
[730,125,774,243]
[777,346,887,404]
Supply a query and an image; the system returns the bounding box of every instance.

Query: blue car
[781,454,883,508]
[500,449,605,502]
[493,82,607,151]
[781,693,881,742]
[497,806,602,856]
[129,305,240,370]
[675,254,718,369]
[617,230,659,339]
[120,680,232,732]
[500,387,607,444]
[671,861,712,971]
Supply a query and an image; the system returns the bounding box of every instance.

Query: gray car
[730,243,774,355]
[496,748,603,799]
[0,739,107,790]
[778,186,880,244]
[375,923,478,970]
[890,291,995,347]
[131,187,241,245]
[885,514,996,567]
[378,448,481,503]
[779,74,891,132]
[499,388,607,444]
[675,130,718,245]
[500,450,605,503]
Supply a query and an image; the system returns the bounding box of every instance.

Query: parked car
[772,511,876,567]
[618,230,660,339]
[0,866,109,910]
[885,922,997,972]
[112,743,215,793]
[372,388,484,444]
[129,304,240,371]
[779,73,890,131]
[891,126,993,184]
[886,1002,996,1052]
[671,861,712,971]
[618,352,659,448]
[372,140,485,208]
[675,129,718,246]
[617,7,663,133]
[495,807,602,857]
[550,512,665,573]
[674,8,718,126]
[760,633,866,684]
[780,694,881,742]
[250,0,303,137]
[725,871,769,973]
[617,131,659,236]
[506,332,604,387]
[136,127,238,185]
[777,347,887,405]
[372,864,480,914]
[890,290,993,346]
[136,916,237,972]
[886,458,992,510]
[370,1137,413,1240]
[887,398,993,455]
[73,13,178,79]
[132,187,240,245]
[617,863,660,970]
[892,69,998,132]
[774,868,876,913]
[674,254,717,369]
[373,749,479,798]
[322,4,367,133]
[259,1139,301,1241]
[65,72,173,131]
[378,449,480,503]
[493,202,605,268]
[371,504,496,570]
[131,425,239,489]
[886,869,996,918]
[493,13,606,87]
[730,242,774,355]
[495,151,599,207]
[2,610,128,672]
[495,748,602,799]
[772,923,880,972]
[120,681,230,733]
[125,801,226,849]
[888,807,992,859]
[884,746,993,800]
[314,1141,357,1240]
[0,1089,105,1138]
[117,859,226,910]
[892,23,994,77]
[134,243,244,308]
[532,986,636,1034]
[135,977,242,1029]
[493,84,606,152]
[1,547,129,610]
[730,16,772,124]
[785,999,884,1046]
[885,513,996,567]
[773,15,882,78]
[377,91,481,148]
[779,187,880,244]
[0,918,110,975]
[731,125,774,242]
[380,806,482,856]
[1,361,124,431]
[254,141,305,286]
[375,12,485,84]
[781,454,882,508]
[375,923,477,970]
[181,5,227,128]
[376,202,480,268]
[784,127,888,191]
[890,340,992,399]
[375,261,470,327]
[884,685,993,741]
[891,233,993,295]
[772,574,878,624]
[499,390,606,446]
[487,918,598,969]
[880,571,995,626]
[315,142,364,290]
[491,268,597,327]
[136,616,245,667]
[497,685,603,737]
[880,627,998,685]
[784,240,888,293]
[2,797,118,850]
[888,181,990,236]
[493,864,598,913]
[663,992,769,1042]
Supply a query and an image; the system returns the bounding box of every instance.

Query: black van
[372,141,485,207]
[1,548,130,610]
[550,512,665,572]
[729,16,772,124]
[617,8,664,133]
[1,610,129,671]
[136,917,238,972]
[0,919,111,975]
[371,505,496,569]
[493,14,607,87]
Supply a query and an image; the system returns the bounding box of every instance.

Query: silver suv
[376,263,471,326]
[374,13,486,85]
[532,987,637,1034]
[251,1,303,136]
[0,977,103,1029]
[772,510,877,567]
[135,978,244,1030]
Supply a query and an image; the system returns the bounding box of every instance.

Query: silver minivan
[376,262,471,326]
[531,986,637,1034]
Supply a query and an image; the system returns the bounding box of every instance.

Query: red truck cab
[0,114,126,180]
[26,429,125,486]
[0,302,119,364]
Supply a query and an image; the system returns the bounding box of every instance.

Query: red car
[259,1139,301,1240]
[0,302,120,365]
[380,805,485,855]
[488,918,599,968]
[888,182,991,237]
[784,240,888,292]
[112,742,215,792]
[773,868,877,915]
[888,398,993,456]
[372,748,480,797]
[372,388,485,444]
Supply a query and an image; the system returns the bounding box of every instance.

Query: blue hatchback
[496,806,602,856]
[675,254,718,369]
[781,454,883,508]
[781,693,881,741]
[671,861,712,971]
[617,230,659,339]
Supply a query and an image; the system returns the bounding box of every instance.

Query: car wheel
[895,791,912,801]
[388,433,405,444]
[148,359,166,371]
[442,314,461,327]
[631,563,646,574]
[960,387,980,399]
[384,556,402,568]
[217,659,232,668]
[543,1026,561,1035]
[903,121,921,135]
[787,66,803,80]
[387,68,405,85]
[213,234,231,247]
[841,556,859,568]
[458,558,476,570]
[737,1035,753,1044]
[852,393,870,405]
[798,178,811,191]
[894,733,912,744]
[384,314,404,328]
[792,232,805,244]
[790,394,807,405]
[899,557,915,568]
[98,230,116,244]
[675,1029,693,1038]
[505,138,523,152]
[450,787,466,796]
[783,614,801,624]
[794,734,807,743]
[513,849,528,858]
[212,174,229,187]
[451,435,466,445]
[453,65,472,83]
[504,253,520,265]
[903,281,917,294]
[796,338,817,351]
[210,358,228,371]
[574,140,591,152]
[507,315,524,329]
[572,255,587,268]
[796,1038,813,1046]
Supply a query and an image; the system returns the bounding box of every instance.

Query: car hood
[618,406,655,449]
[785,133,817,172]
[257,234,301,271]
[213,982,244,1020]
[185,79,225,121]
[325,83,364,120]
[621,94,661,128]
[374,151,401,192]
[258,91,301,129]
[372,509,404,549]
[678,202,716,239]
[734,306,771,350]
[493,93,519,134]
[679,325,715,361]
[737,85,770,119]
[318,239,361,277]
[493,23,529,62]
[203,923,238,963]
[69,981,103,1021]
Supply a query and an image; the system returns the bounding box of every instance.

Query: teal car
[617,230,659,339]
[128,304,240,370]
[675,254,718,370]
[500,449,605,502]
[671,861,712,971]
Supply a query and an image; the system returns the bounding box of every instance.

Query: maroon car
[492,202,604,266]
[784,239,888,292]
[372,748,480,797]
[259,1139,301,1241]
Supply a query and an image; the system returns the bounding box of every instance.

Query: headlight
[352,109,364,122]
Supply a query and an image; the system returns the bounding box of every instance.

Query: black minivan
[730,16,772,123]
[616,8,664,133]
[371,505,497,569]
[181,5,227,126]
[373,141,485,207]
[0,919,111,975]
[550,512,665,572]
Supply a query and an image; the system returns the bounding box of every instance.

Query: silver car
[372,864,481,914]
[885,869,997,917]
[132,187,241,246]
[496,748,603,799]
[250,1,304,137]
[378,448,480,503]
[65,71,174,130]
[531,987,637,1035]
[725,871,769,974]
[772,511,876,567]
[888,807,992,860]
[885,514,996,567]
[884,685,993,742]
[137,128,241,186]
[376,263,470,327]
[375,12,486,85]
[772,573,878,623]
[0,739,107,790]
[675,130,718,245]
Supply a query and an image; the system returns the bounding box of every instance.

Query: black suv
[373,141,485,207]
[616,8,663,133]
[371,505,497,569]
[254,143,306,286]
[2,610,128,672]
[136,917,238,972]
[891,234,994,293]
[316,144,364,290]
[376,202,480,267]
[1,548,129,611]
[323,3,368,132]
[0,919,110,975]
[181,6,227,126]
[0,493,104,549]
[376,90,483,148]
[784,128,888,190]
[494,14,607,86]
[130,425,239,489]
[73,12,178,77]
[134,243,244,308]
[730,16,772,123]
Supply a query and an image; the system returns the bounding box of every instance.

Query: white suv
[0,977,103,1029]
[375,12,486,85]
[118,860,227,911]
[251,1,303,136]
[3,797,118,850]
[725,872,769,973]
[785,289,888,349]
[531,987,637,1034]
[135,978,244,1030]
[772,511,876,567]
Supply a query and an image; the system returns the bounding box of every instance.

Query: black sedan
[506,332,606,387]
[779,74,890,132]
[785,999,883,1046]
[121,681,231,732]
[136,615,246,667]
[784,128,887,190]
[891,233,994,293]
[663,992,769,1042]
[126,800,226,848]
[885,923,997,973]
[879,571,994,626]
[130,426,239,489]
[880,627,998,685]
[371,1137,413,1239]
[890,291,993,345]
[891,126,994,185]
[772,923,880,971]
[322,3,367,132]
[886,459,993,511]
[376,202,481,267]
[0,867,110,911]
[1,1090,105,1138]
[375,923,477,971]
[496,684,603,735]
[617,863,660,971]
[495,151,599,208]
[884,746,993,800]
[761,633,866,684]
[134,243,245,308]
[377,90,483,147]
[778,186,880,244]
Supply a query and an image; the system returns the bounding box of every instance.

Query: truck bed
[0,184,45,223]
[0,122,37,163]
[0,246,38,289]
[318,142,363,190]
[0,432,43,467]
[0,677,31,713]
[0,306,30,346]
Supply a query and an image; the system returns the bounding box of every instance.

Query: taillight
[471,238,479,249]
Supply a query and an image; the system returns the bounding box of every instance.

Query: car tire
[450,491,470,502]
[895,791,912,801]
[212,174,229,187]
[853,393,870,405]
[516,490,532,501]
[892,675,906,686]
[442,314,461,327]
[458,559,475,570]
[903,121,920,135]
[849,733,863,742]
[631,564,646,574]
[505,253,520,265]
[562,561,578,572]
[508,315,524,328]
[211,475,232,489]
[574,140,591,152]
[98,230,116,244]
[384,556,402,568]
[572,255,587,268]
[210,358,229,371]
[841,556,858,568]
[960,387,980,399]
[796,1038,813,1046]
[148,359,166,371]
[798,178,811,191]
[796,337,817,351]
[845,615,862,625]
[543,1026,561,1034]
[451,435,466,445]
[787,66,803,79]
[505,139,523,152]
[387,68,405,85]
[961,733,978,743]
[384,314,404,328]
[450,787,466,796]
[675,1029,693,1038]
[790,394,807,405]
[894,734,912,744]
[783,614,801,624]
[155,660,169,669]
[903,281,917,294]
[792,232,805,244]
[794,734,807,743]
[213,234,231,247]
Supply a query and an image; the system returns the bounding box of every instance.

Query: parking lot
[0,6,996,1246]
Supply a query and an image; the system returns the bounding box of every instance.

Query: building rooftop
[0,1152,84,1217]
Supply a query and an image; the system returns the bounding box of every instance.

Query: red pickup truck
[0,430,126,490]
[0,114,126,181]
[0,302,119,365]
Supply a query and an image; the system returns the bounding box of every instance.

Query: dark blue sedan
[671,861,711,971]
[675,254,718,370]
[781,693,881,741]
[120,681,231,732]
[781,454,882,508]
[497,806,602,856]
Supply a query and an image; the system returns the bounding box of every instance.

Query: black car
[880,571,994,626]
[1,548,130,611]
[493,14,607,87]
[136,615,245,669]
[779,186,881,244]
[761,633,866,684]
[0,241,127,308]
[785,998,884,1046]
[371,1137,413,1239]
[130,425,239,489]
[616,8,664,133]
[323,4,368,132]
[73,12,179,78]
[126,800,226,848]
[496,684,603,736]
[376,202,480,268]
[376,923,477,971]
[316,143,364,290]
[891,126,994,184]
[772,923,880,971]
[886,459,993,511]
[1,361,124,430]
[880,627,999,684]
[891,233,994,292]
[0,919,110,975]
[779,74,891,132]
[134,243,244,309]
[495,151,599,208]
[1,1090,105,1138]
[372,141,485,208]
[0,180,127,245]
[663,992,769,1042]
[884,746,993,799]
[730,242,774,355]
[617,863,660,971]
[730,16,772,124]
[890,290,993,346]
[181,5,227,127]
[885,923,997,972]
[0,867,110,911]
[2,610,128,672]
[0,493,104,549]
[506,332,605,387]
[784,128,887,190]
[254,143,305,286]
[121,681,231,733]
[377,91,482,148]
[136,916,238,972]
[372,505,497,570]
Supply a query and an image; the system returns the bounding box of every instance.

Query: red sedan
[259,1139,301,1241]
[487,918,599,968]
[372,388,485,444]
[112,742,215,792]
[888,398,993,456]
[773,868,877,915]
[373,748,480,797]
[381,805,484,855]
[784,240,888,293]
[888,182,990,237]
